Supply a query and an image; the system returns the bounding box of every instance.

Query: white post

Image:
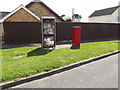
[72,8,74,22]
[118,1,120,6]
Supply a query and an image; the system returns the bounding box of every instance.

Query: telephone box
[71,26,82,49]
[41,17,56,49]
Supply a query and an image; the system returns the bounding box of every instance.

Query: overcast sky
[0,0,119,22]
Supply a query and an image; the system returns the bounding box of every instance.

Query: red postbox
[71,26,82,49]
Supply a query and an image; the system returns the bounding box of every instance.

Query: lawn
[1,40,119,82]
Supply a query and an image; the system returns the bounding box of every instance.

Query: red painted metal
[72,26,82,47]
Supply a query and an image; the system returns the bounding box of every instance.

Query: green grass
[1,40,119,82]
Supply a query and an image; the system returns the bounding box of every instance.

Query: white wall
[0,23,4,38]
[118,6,120,22]
[89,15,112,23]
[0,12,2,19]
[89,7,120,23]
[110,7,119,23]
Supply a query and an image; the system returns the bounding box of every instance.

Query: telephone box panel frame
[41,17,56,49]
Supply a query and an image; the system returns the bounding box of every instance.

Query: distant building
[0,12,10,19]
[89,6,120,23]
[0,12,10,38]
[1,0,64,22]
[26,0,64,22]
[0,0,64,39]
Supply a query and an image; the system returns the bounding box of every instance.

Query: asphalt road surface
[13,53,118,88]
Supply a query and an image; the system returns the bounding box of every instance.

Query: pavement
[1,43,71,49]
[11,53,118,88]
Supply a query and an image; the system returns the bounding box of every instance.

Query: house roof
[0,11,10,13]
[0,12,10,15]
[1,5,40,22]
[89,6,119,17]
[26,1,64,21]
[0,12,10,19]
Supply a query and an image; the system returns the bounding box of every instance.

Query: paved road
[13,54,118,88]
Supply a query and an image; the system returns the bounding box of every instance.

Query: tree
[61,15,72,22]
[60,15,66,20]
[65,18,72,22]
[72,14,82,22]
[61,15,65,18]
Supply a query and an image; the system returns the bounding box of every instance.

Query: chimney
[32,0,42,2]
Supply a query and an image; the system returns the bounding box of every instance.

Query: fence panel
[3,22,41,43]
[57,22,119,42]
[3,22,119,44]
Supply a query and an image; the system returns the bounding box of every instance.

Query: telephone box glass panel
[42,17,56,48]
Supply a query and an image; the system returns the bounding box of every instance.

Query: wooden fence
[3,22,119,44]
[56,22,119,42]
[3,22,41,43]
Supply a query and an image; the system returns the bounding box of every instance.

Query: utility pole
[72,8,74,22]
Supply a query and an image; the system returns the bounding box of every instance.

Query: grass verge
[1,40,119,82]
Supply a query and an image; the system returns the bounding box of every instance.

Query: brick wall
[5,8,39,22]
[27,2,62,22]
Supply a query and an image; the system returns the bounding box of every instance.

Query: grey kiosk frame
[41,17,56,49]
